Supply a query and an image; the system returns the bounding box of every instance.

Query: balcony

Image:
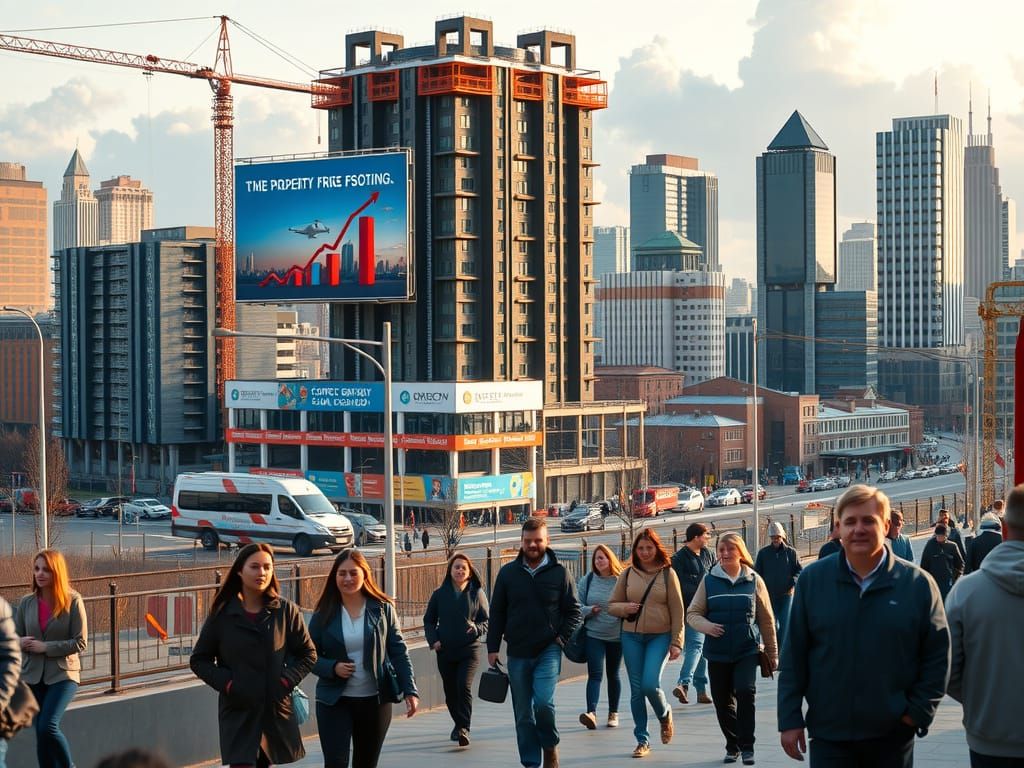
[512,71,543,101]
[368,70,399,102]
[418,62,493,96]
[311,72,352,109]
[563,77,608,110]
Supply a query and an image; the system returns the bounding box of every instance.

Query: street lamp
[751,317,761,552]
[2,306,47,549]
[213,323,396,594]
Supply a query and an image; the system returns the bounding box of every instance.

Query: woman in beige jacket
[608,529,684,759]
[13,549,87,768]
[686,532,776,766]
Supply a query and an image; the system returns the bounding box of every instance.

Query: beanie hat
[980,512,1002,531]
[768,521,786,539]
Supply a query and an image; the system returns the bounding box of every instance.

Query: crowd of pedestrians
[2,483,1023,767]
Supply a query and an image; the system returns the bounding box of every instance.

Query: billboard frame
[234,147,414,304]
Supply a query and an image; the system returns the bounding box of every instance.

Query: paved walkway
[194,671,970,767]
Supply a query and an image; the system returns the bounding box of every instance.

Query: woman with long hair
[14,549,87,768]
[310,548,419,768]
[687,532,777,766]
[577,543,625,732]
[608,530,684,759]
[190,543,316,768]
[423,553,489,746]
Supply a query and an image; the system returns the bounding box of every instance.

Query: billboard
[457,473,535,504]
[277,381,383,412]
[235,151,411,303]
[304,471,454,503]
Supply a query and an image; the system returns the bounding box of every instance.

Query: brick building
[594,366,684,414]
[0,314,58,435]
[634,412,747,486]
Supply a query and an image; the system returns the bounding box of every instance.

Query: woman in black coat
[423,553,489,746]
[309,548,419,768]
[190,543,316,768]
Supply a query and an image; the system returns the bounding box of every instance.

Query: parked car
[121,498,171,522]
[674,488,705,513]
[809,477,836,492]
[707,488,742,507]
[795,479,812,493]
[76,496,130,518]
[937,463,959,474]
[834,476,852,488]
[741,484,767,503]
[0,499,12,515]
[559,504,605,532]
[878,470,897,482]
[52,498,82,517]
[898,469,918,480]
[342,511,387,546]
[922,466,941,478]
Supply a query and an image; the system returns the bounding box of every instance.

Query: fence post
[293,564,302,604]
[214,570,222,587]
[581,539,588,571]
[672,528,678,551]
[486,547,493,590]
[620,531,627,560]
[142,532,146,561]
[789,514,796,543]
[741,518,748,547]
[109,582,120,694]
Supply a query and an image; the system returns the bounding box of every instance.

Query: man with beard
[487,517,581,768]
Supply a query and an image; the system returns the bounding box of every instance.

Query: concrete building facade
[629,153,719,271]
[837,221,876,292]
[725,315,754,384]
[814,290,878,396]
[594,225,629,276]
[54,228,220,491]
[96,175,154,245]
[0,315,57,434]
[1001,197,1016,280]
[756,110,836,395]
[725,277,752,315]
[0,162,49,313]
[53,149,98,253]
[964,101,1002,302]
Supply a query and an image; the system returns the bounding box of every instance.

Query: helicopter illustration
[288,220,330,239]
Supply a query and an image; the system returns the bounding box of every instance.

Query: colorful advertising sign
[303,471,454,503]
[235,151,411,303]
[227,381,279,410]
[458,473,535,504]
[277,381,383,412]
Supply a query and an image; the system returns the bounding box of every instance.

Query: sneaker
[449,727,459,742]
[741,751,755,765]
[457,728,470,747]
[659,711,673,744]
[607,712,619,728]
[672,683,689,704]
[543,746,559,768]
[697,692,713,704]
[632,743,651,758]
[579,711,597,730]
[724,751,740,764]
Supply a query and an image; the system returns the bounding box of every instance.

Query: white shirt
[341,604,377,697]
[846,548,888,594]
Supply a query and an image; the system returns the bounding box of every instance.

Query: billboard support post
[214,324,396,596]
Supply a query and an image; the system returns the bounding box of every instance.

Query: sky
[4,0,1024,283]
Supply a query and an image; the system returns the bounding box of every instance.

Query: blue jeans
[0,737,7,768]
[620,631,671,746]
[771,593,793,658]
[583,634,622,714]
[29,679,78,768]
[676,623,709,694]
[507,643,561,767]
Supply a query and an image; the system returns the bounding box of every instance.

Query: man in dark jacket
[965,512,1002,573]
[935,508,966,561]
[754,521,802,657]
[487,517,581,768]
[779,485,950,766]
[920,524,965,599]
[817,517,842,559]
[0,596,22,768]
[670,522,716,704]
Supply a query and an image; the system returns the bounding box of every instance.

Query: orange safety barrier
[311,75,352,109]
[368,70,399,102]
[512,71,543,101]
[563,76,608,109]
[417,62,493,96]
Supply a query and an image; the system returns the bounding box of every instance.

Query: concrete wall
[6,642,586,767]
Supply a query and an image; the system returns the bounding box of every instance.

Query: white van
[171,472,354,556]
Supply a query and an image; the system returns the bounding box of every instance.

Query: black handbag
[380,658,404,703]
[0,680,39,740]
[623,567,665,623]
[478,660,510,703]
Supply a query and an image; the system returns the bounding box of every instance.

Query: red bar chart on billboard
[234,150,411,303]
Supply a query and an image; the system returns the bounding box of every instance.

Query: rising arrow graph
[258,190,381,288]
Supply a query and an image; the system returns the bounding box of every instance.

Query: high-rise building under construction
[315,17,606,404]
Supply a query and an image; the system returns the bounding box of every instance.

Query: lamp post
[214,323,396,595]
[3,306,47,549]
[751,317,761,552]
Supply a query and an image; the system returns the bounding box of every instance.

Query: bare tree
[22,427,70,548]
[433,506,466,560]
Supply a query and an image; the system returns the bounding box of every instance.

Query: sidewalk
[194,671,970,767]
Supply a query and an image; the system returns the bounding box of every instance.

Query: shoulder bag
[562,572,593,664]
[0,679,39,740]
[624,567,666,623]
[478,660,510,703]
[290,686,310,725]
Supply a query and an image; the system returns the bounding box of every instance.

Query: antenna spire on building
[987,89,993,143]
[933,71,938,113]
[968,82,973,137]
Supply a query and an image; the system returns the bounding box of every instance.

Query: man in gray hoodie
[946,485,1024,766]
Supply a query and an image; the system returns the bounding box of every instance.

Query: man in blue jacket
[778,485,950,766]
[487,517,581,768]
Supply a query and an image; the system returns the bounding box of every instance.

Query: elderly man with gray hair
[946,486,1024,766]
[753,521,802,658]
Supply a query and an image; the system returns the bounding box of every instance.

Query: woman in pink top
[13,549,87,768]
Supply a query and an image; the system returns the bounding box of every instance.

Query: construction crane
[978,280,1024,506]
[0,16,339,397]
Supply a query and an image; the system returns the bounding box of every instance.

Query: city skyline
[3,1,1024,285]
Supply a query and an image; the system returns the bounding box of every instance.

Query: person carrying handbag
[576,544,625,732]
[608,530,684,759]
